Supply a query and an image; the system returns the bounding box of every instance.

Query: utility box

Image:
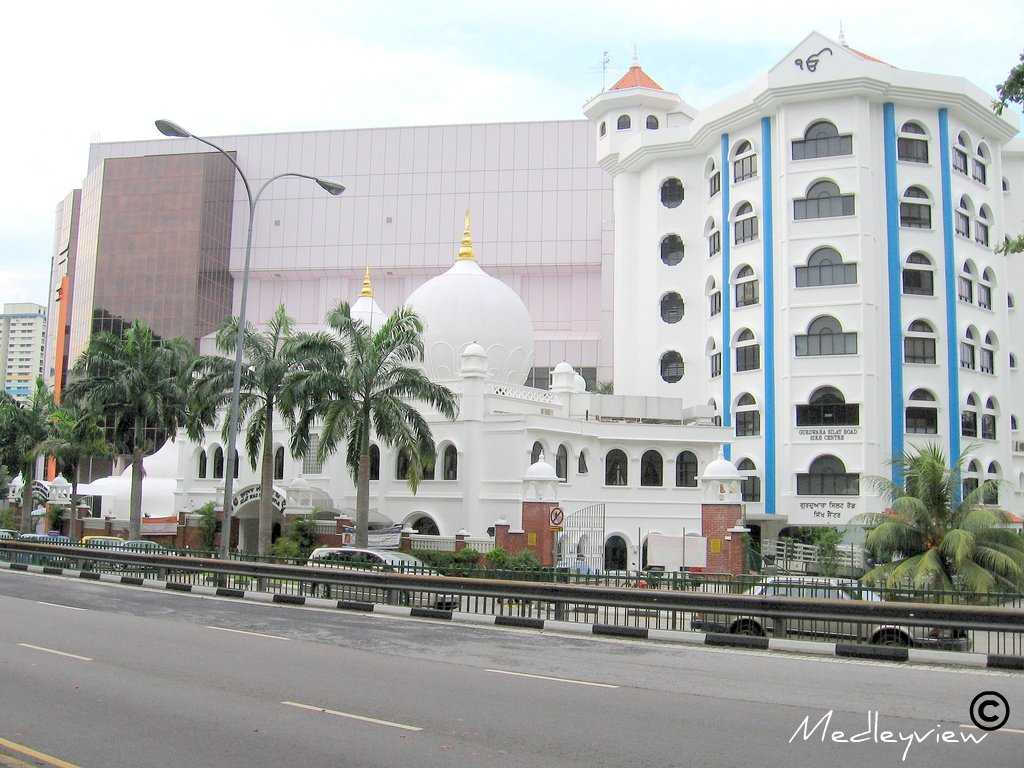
[646,532,707,571]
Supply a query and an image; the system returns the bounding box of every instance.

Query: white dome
[702,448,741,482]
[405,213,534,384]
[525,454,558,482]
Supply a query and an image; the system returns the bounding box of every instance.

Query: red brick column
[454,531,467,552]
[701,503,744,575]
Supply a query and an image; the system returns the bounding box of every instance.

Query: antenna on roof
[590,50,612,91]
[838,21,848,47]
[632,43,640,66]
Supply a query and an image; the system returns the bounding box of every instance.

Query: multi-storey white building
[585,32,1024,533]
[0,302,46,402]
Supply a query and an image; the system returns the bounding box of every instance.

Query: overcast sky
[1,0,1021,309]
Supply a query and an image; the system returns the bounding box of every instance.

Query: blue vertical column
[760,117,776,515]
[938,108,962,492]
[882,102,905,485]
[721,133,732,460]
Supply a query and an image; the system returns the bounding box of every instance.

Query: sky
[1,0,1021,309]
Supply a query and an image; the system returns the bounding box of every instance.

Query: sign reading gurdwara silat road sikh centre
[794,426,861,443]
[786,496,862,525]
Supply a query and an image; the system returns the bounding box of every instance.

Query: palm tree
[65,321,205,540]
[40,399,110,511]
[0,379,56,532]
[193,305,306,555]
[285,303,458,547]
[856,444,1024,594]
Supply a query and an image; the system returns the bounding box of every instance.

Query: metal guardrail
[4,541,1024,657]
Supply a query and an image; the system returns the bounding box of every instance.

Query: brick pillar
[399,529,413,554]
[520,502,558,567]
[454,530,468,552]
[701,503,744,575]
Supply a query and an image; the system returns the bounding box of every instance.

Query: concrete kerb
[0,560,1004,670]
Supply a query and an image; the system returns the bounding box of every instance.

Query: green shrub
[196,502,218,551]
[508,550,541,570]
[483,547,510,569]
[0,506,15,531]
[271,516,319,561]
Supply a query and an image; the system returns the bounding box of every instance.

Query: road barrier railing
[3,541,1024,661]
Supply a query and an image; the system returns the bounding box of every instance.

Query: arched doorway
[604,535,627,570]
[407,513,440,536]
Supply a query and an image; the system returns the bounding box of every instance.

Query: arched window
[599,121,606,138]
[369,444,380,481]
[904,319,937,364]
[660,351,684,383]
[735,392,760,437]
[796,386,859,426]
[796,246,857,287]
[792,120,852,159]
[707,338,722,378]
[960,327,978,370]
[675,451,698,487]
[733,202,758,245]
[961,392,979,437]
[732,140,757,182]
[412,515,440,536]
[708,397,722,427]
[442,444,458,480]
[798,455,860,496]
[707,158,721,198]
[973,143,989,185]
[531,441,543,464]
[1003,177,1010,193]
[796,315,857,356]
[605,449,628,486]
[616,114,631,130]
[646,115,659,130]
[982,397,998,440]
[706,216,721,257]
[903,252,934,296]
[900,186,931,229]
[707,277,722,317]
[232,449,239,479]
[1010,293,1017,309]
[197,450,207,479]
[897,121,929,163]
[958,261,976,304]
[954,131,971,176]
[660,292,684,323]
[555,444,568,482]
[1013,414,1020,431]
[981,331,997,374]
[604,535,628,570]
[660,234,684,265]
[660,178,684,208]
[737,458,760,502]
[273,446,285,481]
[906,389,938,434]
[578,450,589,475]
[794,179,855,219]
[735,328,760,372]
[962,459,980,498]
[976,205,991,248]
[396,448,412,480]
[955,195,973,238]
[734,264,759,307]
[640,450,663,487]
[983,462,1000,505]
[213,446,224,479]
[1011,353,1018,369]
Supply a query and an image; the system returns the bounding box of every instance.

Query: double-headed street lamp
[155,119,345,557]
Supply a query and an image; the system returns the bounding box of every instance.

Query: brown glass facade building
[59,151,236,369]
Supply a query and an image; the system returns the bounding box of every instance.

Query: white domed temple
[73,214,735,570]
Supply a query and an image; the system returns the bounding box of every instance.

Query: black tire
[871,629,910,647]
[730,619,765,637]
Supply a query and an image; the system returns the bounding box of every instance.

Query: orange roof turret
[609,64,663,92]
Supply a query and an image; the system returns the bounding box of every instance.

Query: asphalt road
[1,569,1023,768]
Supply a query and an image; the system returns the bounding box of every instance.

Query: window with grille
[708,230,721,257]
[978,283,992,310]
[735,409,760,437]
[900,202,931,228]
[972,159,987,184]
[906,407,938,434]
[980,348,995,374]
[303,435,324,474]
[734,216,758,245]
[734,154,757,182]
[710,352,722,378]
[795,317,857,356]
[709,291,721,317]
[797,457,860,496]
[904,337,936,364]
[902,268,933,295]
[735,279,759,307]
[953,148,968,175]
[958,276,973,303]
[975,221,989,247]
[897,137,928,163]
[709,171,721,198]
[795,248,857,287]
[961,410,977,437]
[959,342,976,369]
[660,293,684,323]
[955,211,970,237]
[794,191,855,220]
[981,414,997,440]
[792,127,852,160]
[675,452,698,487]
[736,344,760,372]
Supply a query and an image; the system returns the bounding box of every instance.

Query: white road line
[206,625,289,641]
[485,668,619,688]
[36,601,86,611]
[281,701,422,732]
[16,643,92,662]
[960,724,1024,736]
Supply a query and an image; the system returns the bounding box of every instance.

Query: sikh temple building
[42,31,1024,561]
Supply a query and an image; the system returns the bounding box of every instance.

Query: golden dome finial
[457,209,475,261]
[360,266,373,298]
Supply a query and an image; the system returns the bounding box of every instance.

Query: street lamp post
[155,120,345,557]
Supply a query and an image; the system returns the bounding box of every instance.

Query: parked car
[0,529,17,541]
[691,576,970,651]
[81,535,126,549]
[122,540,166,552]
[16,533,71,544]
[306,547,458,610]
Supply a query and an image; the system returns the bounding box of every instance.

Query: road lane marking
[484,669,619,688]
[36,601,86,611]
[0,738,80,768]
[960,724,1024,736]
[0,752,36,768]
[16,643,92,662]
[281,701,422,731]
[206,625,289,641]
